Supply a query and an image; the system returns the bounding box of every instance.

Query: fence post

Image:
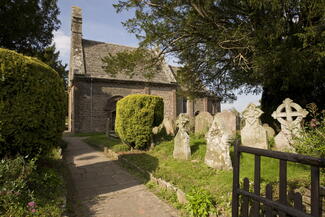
[311,166,320,217]
[232,141,240,217]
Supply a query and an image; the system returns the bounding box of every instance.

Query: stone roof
[82,39,176,84]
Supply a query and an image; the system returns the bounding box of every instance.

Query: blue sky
[54,0,261,112]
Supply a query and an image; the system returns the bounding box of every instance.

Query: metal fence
[232,143,325,217]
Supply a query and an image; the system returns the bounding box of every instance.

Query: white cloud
[53,30,70,64]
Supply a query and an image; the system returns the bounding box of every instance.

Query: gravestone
[219,110,238,134]
[263,123,275,139]
[272,98,308,151]
[204,111,237,170]
[241,104,268,149]
[195,112,213,135]
[163,117,175,136]
[177,113,194,133]
[173,114,191,160]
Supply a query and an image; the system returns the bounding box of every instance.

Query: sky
[54,0,261,112]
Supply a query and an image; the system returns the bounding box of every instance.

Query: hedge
[115,94,164,149]
[0,48,66,158]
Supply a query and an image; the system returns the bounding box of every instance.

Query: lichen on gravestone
[173,113,191,160]
[241,104,268,149]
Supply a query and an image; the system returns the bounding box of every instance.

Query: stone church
[68,7,221,133]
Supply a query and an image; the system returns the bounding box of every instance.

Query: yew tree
[0,0,67,85]
[110,0,325,123]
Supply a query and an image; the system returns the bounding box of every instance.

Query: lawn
[83,133,324,216]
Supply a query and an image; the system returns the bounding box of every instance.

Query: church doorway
[105,96,123,132]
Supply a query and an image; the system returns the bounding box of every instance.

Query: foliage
[0,0,60,54]
[186,188,216,217]
[0,153,65,216]
[113,0,325,122]
[0,48,66,158]
[115,94,164,149]
[102,48,163,81]
[0,157,35,216]
[0,1,67,86]
[35,45,68,88]
[293,103,325,157]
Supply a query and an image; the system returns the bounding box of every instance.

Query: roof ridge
[82,38,139,49]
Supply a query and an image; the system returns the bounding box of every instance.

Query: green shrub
[0,157,34,216]
[186,187,216,217]
[115,94,164,149]
[0,155,64,216]
[293,103,325,158]
[293,123,325,158]
[0,48,66,158]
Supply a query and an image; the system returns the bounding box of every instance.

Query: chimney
[69,6,85,79]
[68,6,85,133]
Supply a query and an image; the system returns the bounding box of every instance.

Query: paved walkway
[63,136,178,217]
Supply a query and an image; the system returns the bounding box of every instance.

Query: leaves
[113,0,325,109]
[102,48,162,80]
[0,49,66,158]
[186,187,216,217]
[115,94,164,149]
[0,0,60,54]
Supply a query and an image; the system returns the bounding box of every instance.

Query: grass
[83,133,324,216]
[83,134,130,152]
[146,181,187,216]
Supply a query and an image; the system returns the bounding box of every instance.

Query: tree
[36,45,68,86]
[0,0,67,86]
[111,0,325,123]
[0,0,60,54]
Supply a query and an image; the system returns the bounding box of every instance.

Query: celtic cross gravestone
[272,98,308,151]
[241,104,268,149]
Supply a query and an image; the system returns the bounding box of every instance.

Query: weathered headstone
[177,113,194,133]
[241,104,268,149]
[195,112,213,135]
[163,117,176,136]
[263,123,275,139]
[204,111,237,170]
[173,114,191,160]
[220,110,238,135]
[272,98,308,151]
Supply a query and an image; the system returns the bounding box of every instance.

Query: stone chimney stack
[69,6,85,81]
[68,6,84,133]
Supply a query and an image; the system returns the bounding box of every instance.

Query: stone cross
[272,98,308,151]
[173,114,191,160]
[241,104,268,149]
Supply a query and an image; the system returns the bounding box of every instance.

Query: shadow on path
[63,136,177,217]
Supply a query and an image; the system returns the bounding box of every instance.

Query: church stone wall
[194,98,206,114]
[73,78,177,133]
[150,86,177,119]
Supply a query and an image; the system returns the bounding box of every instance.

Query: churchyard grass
[83,134,130,152]
[83,133,324,215]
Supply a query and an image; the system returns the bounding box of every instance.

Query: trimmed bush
[115,94,164,149]
[0,48,66,158]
